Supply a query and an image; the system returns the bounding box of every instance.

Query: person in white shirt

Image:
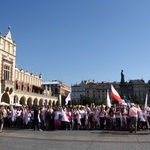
[84,104,91,129]
[75,106,81,130]
[146,106,150,129]
[139,106,148,130]
[0,105,4,132]
[59,107,69,130]
[54,106,61,130]
[99,106,106,130]
[41,105,47,130]
[65,107,72,130]
[121,106,129,129]
[10,105,17,128]
[80,107,86,129]
[25,108,32,129]
[92,107,100,129]
[105,106,110,130]
[2,106,8,127]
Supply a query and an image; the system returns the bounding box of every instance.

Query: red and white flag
[111,84,122,104]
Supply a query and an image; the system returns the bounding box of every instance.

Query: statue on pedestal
[121,70,125,83]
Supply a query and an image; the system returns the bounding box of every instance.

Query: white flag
[107,89,111,108]
[65,93,71,105]
[144,94,148,109]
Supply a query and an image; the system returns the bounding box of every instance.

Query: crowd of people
[0,103,150,133]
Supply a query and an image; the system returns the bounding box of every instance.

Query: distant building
[42,80,71,106]
[72,79,150,104]
[128,79,146,102]
[71,80,87,103]
[71,80,120,104]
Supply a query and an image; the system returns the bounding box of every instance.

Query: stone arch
[14,95,19,103]
[49,100,52,106]
[5,87,9,92]
[9,88,13,94]
[45,99,48,105]
[20,96,26,105]
[33,98,38,105]
[1,92,10,104]
[56,100,59,106]
[52,100,56,106]
[39,98,43,106]
[27,97,32,107]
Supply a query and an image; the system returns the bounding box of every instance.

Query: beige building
[42,80,71,106]
[0,27,57,106]
[71,80,120,104]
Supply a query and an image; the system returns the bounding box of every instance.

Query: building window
[4,64,10,80]
[16,82,18,89]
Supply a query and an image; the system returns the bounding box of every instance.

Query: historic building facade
[72,79,150,104]
[42,80,71,106]
[0,27,58,106]
[71,80,120,104]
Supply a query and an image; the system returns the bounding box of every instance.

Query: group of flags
[65,84,148,108]
[107,85,149,108]
[106,84,122,107]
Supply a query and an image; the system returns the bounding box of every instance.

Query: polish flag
[111,84,122,104]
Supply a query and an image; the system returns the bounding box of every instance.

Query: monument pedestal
[120,83,128,99]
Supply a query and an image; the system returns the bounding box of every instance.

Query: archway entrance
[1,92,10,104]
[27,97,32,107]
[20,96,26,105]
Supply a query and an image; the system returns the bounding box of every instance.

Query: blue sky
[1,0,150,86]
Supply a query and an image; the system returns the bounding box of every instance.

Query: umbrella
[0,102,9,106]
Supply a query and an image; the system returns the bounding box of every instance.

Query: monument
[120,70,128,100]
[121,70,125,83]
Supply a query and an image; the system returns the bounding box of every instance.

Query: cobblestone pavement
[0,129,150,150]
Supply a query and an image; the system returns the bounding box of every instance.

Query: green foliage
[80,96,92,106]
[71,99,79,105]
[100,98,107,105]
[80,95,101,106]
[133,96,143,105]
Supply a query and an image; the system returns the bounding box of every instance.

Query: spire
[39,73,42,78]
[5,25,13,42]
[8,25,11,31]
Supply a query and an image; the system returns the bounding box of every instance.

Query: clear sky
[1,0,150,86]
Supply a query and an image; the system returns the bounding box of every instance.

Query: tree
[80,95,100,106]
[71,99,78,105]
[133,96,143,105]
